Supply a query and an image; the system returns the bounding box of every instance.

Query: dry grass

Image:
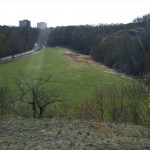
[64,50,131,80]
[0,116,150,150]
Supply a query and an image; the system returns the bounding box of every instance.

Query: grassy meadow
[0,47,126,115]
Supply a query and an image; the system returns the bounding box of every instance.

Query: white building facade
[37,22,47,29]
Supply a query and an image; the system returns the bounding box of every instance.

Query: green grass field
[0,47,126,115]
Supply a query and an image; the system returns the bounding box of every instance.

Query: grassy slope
[0,47,125,113]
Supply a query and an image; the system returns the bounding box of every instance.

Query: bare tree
[17,74,60,118]
[93,87,106,122]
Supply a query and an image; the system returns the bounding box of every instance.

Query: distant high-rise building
[19,20,31,28]
[37,22,47,29]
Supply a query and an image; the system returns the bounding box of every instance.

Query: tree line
[47,23,141,55]
[0,26,39,59]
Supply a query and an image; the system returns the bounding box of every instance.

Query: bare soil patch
[64,50,131,79]
[64,51,91,63]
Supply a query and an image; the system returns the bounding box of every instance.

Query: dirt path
[0,116,150,150]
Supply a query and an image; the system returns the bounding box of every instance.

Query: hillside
[0,116,150,150]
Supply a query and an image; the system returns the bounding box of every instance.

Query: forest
[0,26,39,58]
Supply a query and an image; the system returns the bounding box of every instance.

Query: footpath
[0,45,44,63]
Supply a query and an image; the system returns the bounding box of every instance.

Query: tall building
[19,20,31,28]
[37,22,47,29]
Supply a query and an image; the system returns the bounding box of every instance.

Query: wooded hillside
[47,13,150,76]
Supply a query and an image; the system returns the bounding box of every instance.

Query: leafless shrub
[16,74,61,118]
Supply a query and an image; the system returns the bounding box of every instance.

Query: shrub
[74,82,150,126]
[0,85,10,115]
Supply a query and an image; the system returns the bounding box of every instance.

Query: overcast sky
[0,0,150,27]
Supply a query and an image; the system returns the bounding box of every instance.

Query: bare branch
[16,74,60,118]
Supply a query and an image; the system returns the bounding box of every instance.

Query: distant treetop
[133,13,150,23]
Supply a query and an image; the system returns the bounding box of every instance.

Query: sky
[0,0,150,27]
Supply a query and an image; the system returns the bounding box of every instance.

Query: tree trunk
[39,107,44,119]
[32,102,36,118]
